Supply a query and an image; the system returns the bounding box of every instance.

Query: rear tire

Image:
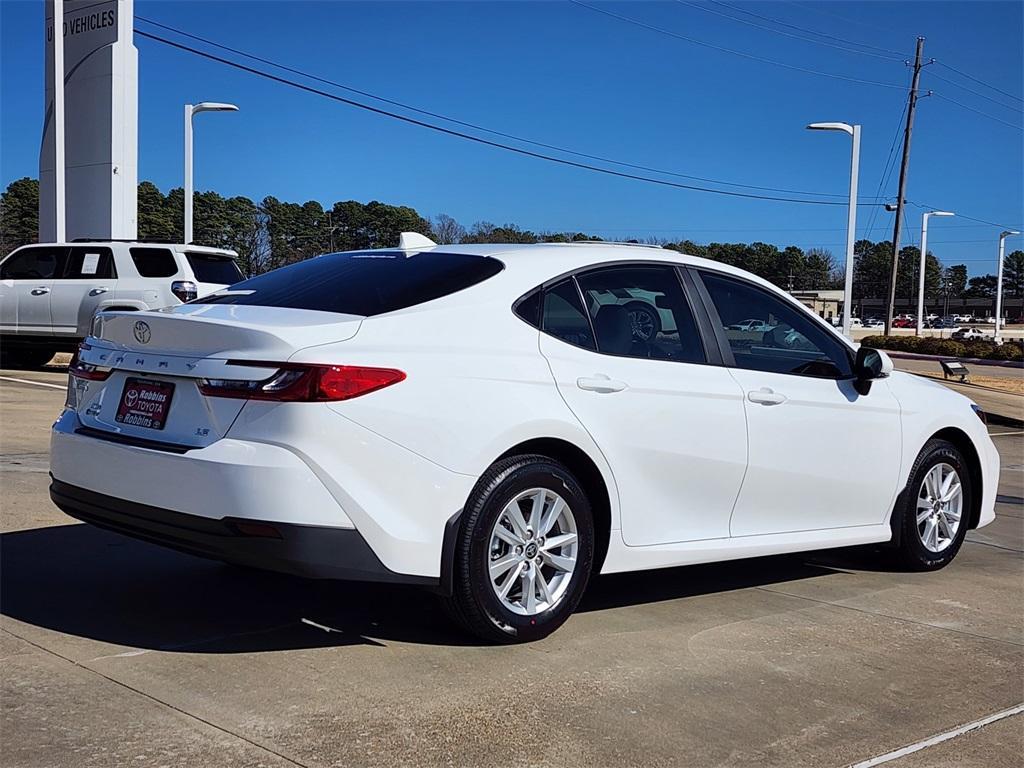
[894,439,972,571]
[443,454,594,643]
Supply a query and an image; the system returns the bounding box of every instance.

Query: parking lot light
[184,102,239,244]
[807,122,860,339]
[916,211,955,336]
[995,230,1020,341]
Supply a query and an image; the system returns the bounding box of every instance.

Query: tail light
[68,343,113,381]
[198,362,405,402]
[171,280,198,302]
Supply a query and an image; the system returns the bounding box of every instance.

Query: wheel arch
[892,427,983,546]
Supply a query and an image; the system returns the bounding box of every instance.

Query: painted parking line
[848,703,1024,767]
[0,375,66,391]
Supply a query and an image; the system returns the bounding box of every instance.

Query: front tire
[444,455,594,643]
[894,439,972,570]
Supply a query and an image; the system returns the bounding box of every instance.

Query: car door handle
[89,287,109,296]
[747,387,787,405]
[30,287,50,296]
[577,375,628,393]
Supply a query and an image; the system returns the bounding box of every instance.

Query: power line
[568,0,907,90]
[135,15,855,200]
[932,93,1024,132]
[697,0,907,59]
[927,70,1024,113]
[136,29,881,207]
[905,201,1022,231]
[862,92,910,241]
[936,61,1023,104]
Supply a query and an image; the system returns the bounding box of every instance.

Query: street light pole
[52,0,65,242]
[995,230,1020,342]
[807,122,860,339]
[184,102,239,244]
[916,211,954,336]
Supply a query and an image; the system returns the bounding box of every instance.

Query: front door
[0,247,67,335]
[538,265,748,546]
[696,270,902,537]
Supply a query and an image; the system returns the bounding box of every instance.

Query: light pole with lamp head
[184,102,239,244]
[995,230,1020,341]
[916,211,954,336]
[806,122,860,339]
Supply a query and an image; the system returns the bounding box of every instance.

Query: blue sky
[2,1,1021,274]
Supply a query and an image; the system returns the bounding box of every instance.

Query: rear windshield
[192,251,504,316]
[186,252,244,285]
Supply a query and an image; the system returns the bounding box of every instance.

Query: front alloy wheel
[896,439,972,570]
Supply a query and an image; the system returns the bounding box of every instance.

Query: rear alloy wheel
[624,301,661,342]
[444,455,594,643]
[895,439,972,570]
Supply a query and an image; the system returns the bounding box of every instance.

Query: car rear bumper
[49,478,437,585]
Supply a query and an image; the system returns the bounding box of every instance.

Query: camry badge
[133,320,151,344]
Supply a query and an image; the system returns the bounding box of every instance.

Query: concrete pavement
[1,370,1021,767]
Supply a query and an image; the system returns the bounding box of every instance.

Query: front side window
[701,271,852,378]
[0,247,67,280]
[576,265,705,363]
[64,247,116,279]
[542,280,595,350]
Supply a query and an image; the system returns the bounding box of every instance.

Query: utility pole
[884,36,926,336]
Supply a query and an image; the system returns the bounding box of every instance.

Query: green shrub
[990,343,1024,362]
[857,334,1022,363]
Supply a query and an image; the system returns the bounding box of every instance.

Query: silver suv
[0,241,242,368]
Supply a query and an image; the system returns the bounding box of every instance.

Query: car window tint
[576,265,705,363]
[185,252,244,284]
[542,280,595,350]
[701,272,852,378]
[64,247,116,279]
[514,289,541,328]
[0,247,67,280]
[130,247,179,278]
[194,251,504,316]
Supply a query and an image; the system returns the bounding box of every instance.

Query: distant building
[790,290,844,322]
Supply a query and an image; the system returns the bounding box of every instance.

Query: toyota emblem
[133,320,152,344]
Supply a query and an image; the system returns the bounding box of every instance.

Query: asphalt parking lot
[1,367,1021,768]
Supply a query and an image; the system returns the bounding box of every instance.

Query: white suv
[0,241,242,368]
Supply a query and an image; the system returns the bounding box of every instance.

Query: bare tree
[432,213,467,244]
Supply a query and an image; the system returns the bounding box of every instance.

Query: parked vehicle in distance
[863,318,884,330]
[0,241,242,368]
[930,319,962,331]
[50,236,1000,642]
[953,327,990,341]
[893,318,915,329]
[727,318,775,332]
[982,316,998,325]
[953,314,975,324]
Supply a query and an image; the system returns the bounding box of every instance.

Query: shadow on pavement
[1,523,864,652]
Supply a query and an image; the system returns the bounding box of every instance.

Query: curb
[881,350,1024,369]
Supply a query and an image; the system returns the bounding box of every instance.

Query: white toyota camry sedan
[50,235,999,642]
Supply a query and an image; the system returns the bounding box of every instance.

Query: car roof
[8,242,238,258]
[385,241,787,295]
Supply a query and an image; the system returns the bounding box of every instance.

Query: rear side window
[194,251,504,316]
[576,265,705,363]
[185,252,244,285]
[64,247,116,279]
[130,247,179,278]
[1,247,67,279]
[542,280,595,350]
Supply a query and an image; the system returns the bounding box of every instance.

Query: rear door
[694,269,902,537]
[0,246,67,334]
[49,246,118,337]
[538,264,748,546]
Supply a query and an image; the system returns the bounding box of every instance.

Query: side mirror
[853,347,892,395]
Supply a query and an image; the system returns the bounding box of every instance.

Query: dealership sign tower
[40,0,138,241]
